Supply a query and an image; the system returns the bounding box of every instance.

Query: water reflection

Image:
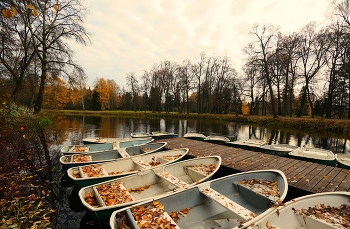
[57,115,350,154]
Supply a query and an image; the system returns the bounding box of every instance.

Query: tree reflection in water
[0,115,109,229]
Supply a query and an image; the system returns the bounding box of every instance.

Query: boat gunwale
[288,147,335,161]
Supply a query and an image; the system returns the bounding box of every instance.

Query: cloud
[70,0,330,89]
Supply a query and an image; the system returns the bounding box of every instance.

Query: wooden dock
[162,138,350,198]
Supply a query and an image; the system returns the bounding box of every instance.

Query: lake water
[57,115,350,154]
[26,115,350,228]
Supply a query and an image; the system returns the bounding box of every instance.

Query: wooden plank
[231,149,258,160]
[283,161,310,184]
[334,170,350,191]
[277,159,303,176]
[290,163,321,189]
[251,155,289,171]
[242,153,278,170]
[195,145,236,157]
[221,151,253,168]
[236,154,272,171]
[190,147,220,157]
[224,151,259,169]
[308,166,339,193]
[296,164,328,191]
[323,169,349,192]
[283,160,308,177]
[268,157,300,171]
[229,154,267,171]
[164,137,184,146]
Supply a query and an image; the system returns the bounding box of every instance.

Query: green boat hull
[289,155,335,166]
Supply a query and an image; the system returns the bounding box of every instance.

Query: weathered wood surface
[163,137,350,193]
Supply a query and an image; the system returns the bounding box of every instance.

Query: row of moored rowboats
[59,133,350,228]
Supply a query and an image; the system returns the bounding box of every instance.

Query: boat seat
[133,159,151,169]
[155,172,189,188]
[118,148,130,158]
[295,212,342,229]
[199,187,255,221]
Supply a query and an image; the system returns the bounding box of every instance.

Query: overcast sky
[71,0,332,89]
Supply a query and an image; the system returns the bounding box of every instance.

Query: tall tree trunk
[264,61,278,118]
[282,64,290,116]
[297,84,308,117]
[307,87,314,118]
[34,60,47,114]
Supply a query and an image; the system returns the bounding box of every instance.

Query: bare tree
[296,22,327,118]
[178,59,193,114]
[324,19,347,118]
[149,64,163,112]
[140,70,152,111]
[192,52,207,114]
[202,55,219,113]
[212,56,234,114]
[279,32,302,116]
[126,72,139,112]
[242,58,264,115]
[246,24,280,118]
[159,61,177,113]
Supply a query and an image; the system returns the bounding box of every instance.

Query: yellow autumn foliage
[28,4,38,17]
[2,9,12,18]
[2,6,16,18]
[11,6,16,15]
[95,78,111,111]
[43,77,70,110]
[241,101,250,115]
[54,4,59,11]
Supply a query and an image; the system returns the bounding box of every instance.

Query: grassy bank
[53,110,350,138]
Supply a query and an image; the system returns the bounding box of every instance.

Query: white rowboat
[110,169,288,229]
[67,148,189,188]
[80,156,222,224]
[288,147,335,165]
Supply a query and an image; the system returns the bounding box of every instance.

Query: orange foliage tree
[43,76,70,110]
[107,79,121,110]
[241,101,250,115]
[94,78,110,110]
